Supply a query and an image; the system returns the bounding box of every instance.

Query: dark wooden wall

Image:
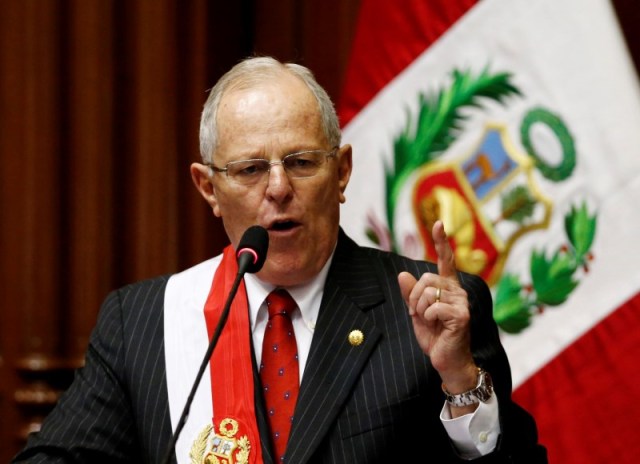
[0,0,361,459]
[0,0,637,460]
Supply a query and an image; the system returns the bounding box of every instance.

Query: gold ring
[435,287,441,303]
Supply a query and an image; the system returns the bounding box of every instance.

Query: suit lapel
[285,230,385,463]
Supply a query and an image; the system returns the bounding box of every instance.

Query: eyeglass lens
[226,150,333,184]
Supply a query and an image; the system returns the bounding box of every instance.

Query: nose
[264,163,293,202]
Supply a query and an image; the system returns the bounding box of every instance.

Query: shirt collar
[244,250,335,332]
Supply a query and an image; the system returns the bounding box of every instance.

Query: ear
[336,144,353,204]
[190,162,221,217]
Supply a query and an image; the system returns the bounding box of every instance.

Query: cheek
[322,175,344,206]
[216,188,263,226]
[308,182,341,226]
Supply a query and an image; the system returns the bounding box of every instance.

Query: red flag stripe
[513,292,640,463]
[337,0,477,127]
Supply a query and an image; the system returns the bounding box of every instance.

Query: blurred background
[0,0,638,461]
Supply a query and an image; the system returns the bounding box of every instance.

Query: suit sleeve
[461,272,548,463]
[11,289,142,463]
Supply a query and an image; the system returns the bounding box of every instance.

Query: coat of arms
[190,418,251,464]
[365,67,597,333]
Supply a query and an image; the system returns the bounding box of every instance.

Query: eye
[290,157,313,167]
[230,160,267,177]
[285,152,321,169]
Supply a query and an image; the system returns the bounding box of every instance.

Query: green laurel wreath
[493,202,597,333]
[374,67,521,252]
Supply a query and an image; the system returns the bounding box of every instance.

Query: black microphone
[236,225,269,274]
[161,225,269,464]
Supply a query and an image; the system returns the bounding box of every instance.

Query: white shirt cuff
[440,391,500,459]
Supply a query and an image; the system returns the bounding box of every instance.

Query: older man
[14,57,546,463]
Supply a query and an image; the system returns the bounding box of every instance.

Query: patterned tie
[260,289,299,463]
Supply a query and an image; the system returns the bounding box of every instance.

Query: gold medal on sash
[190,418,251,464]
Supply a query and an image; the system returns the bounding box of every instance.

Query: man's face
[192,72,352,287]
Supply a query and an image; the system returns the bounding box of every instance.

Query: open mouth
[269,220,299,232]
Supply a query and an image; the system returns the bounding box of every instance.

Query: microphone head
[236,225,269,274]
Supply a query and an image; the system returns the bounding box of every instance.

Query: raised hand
[398,220,479,409]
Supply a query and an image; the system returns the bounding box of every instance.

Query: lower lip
[268,224,301,237]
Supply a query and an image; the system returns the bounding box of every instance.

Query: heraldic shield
[413,125,552,286]
[190,418,252,464]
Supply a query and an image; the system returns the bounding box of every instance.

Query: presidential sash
[190,245,263,464]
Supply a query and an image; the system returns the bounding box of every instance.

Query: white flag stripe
[502,178,640,386]
[340,0,640,387]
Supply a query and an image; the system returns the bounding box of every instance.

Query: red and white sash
[165,246,263,464]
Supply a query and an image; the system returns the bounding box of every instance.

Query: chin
[259,259,311,287]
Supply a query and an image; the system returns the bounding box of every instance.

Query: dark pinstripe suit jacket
[14,229,546,463]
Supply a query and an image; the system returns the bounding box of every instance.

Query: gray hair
[199,56,341,164]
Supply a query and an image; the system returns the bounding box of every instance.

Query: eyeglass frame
[206,146,340,185]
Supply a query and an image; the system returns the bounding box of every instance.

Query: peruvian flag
[338,0,640,462]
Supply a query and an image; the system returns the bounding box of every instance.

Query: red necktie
[260,289,299,463]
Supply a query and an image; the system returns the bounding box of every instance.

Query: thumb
[398,271,418,315]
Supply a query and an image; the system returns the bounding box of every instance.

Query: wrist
[440,363,479,394]
[442,367,494,409]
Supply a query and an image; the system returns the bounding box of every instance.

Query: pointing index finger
[432,220,458,280]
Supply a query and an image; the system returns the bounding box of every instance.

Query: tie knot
[266,289,296,319]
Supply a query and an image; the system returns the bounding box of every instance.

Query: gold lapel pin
[348,329,364,347]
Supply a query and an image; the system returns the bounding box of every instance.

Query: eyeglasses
[208,147,339,186]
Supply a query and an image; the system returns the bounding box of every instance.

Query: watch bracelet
[442,367,492,407]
